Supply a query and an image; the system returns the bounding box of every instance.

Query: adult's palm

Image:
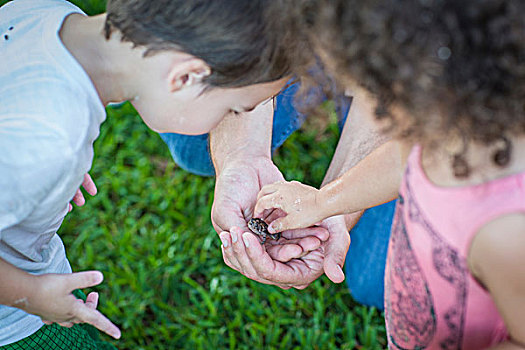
[212,156,328,289]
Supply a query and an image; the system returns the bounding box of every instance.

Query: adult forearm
[0,257,35,309]
[322,95,389,186]
[210,102,273,175]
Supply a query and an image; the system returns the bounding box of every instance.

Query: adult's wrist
[214,152,271,176]
[210,104,274,176]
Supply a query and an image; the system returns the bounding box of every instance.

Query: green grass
[1,0,387,348]
[60,104,387,350]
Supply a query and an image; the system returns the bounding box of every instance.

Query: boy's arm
[255,139,407,233]
[469,214,525,349]
[0,257,36,309]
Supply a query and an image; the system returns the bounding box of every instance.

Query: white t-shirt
[0,0,106,344]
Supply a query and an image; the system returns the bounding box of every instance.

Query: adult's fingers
[228,227,261,281]
[264,242,303,263]
[66,271,104,291]
[219,232,242,272]
[220,231,297,289]
[280,226,330,242]
[74,303,121,339]
[82,174,97,196]
[322,217,351,283]
[241,232,310,285]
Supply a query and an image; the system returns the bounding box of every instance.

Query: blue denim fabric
[159,83,393,309]
[345,200,396,310]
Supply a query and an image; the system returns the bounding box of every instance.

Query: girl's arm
[254,138,409,233]
[469,214,525,349]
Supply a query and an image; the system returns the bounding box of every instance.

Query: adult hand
[220,215,352,287]
[319,215,352,283]
[69,173,97,212]
[212,157,329,288]
[23,271,121,339]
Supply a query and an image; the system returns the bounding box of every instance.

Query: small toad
[247,218,281,244]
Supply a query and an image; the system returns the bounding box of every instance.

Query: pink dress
[385,145,517,349]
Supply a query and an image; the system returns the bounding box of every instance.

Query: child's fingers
[256,183,281,201]
[72,189,85,206]
[85,292,99,310]
[66,271,104,291]
[75,305,121,339]
[267,216,297,234]
[82,173,97,196]
[254,193,285,217]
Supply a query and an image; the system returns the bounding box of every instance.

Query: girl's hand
[22,271,121,339]
[254,181,326,233]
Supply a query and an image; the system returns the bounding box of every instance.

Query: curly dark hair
[104,0,291,89]
[290,0,525,176]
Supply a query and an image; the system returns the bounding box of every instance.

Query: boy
[0,0,289,347]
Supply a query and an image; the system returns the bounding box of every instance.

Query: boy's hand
[254,180,325,233]
[23,271,121,339]
[69,173,97,212]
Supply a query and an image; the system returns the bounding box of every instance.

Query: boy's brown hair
[104,0,291,89]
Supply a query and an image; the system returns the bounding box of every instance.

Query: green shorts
[0,291,118,350]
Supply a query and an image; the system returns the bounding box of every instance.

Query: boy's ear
[168,58,211,92]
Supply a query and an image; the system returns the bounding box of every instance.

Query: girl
[254,0,525,348]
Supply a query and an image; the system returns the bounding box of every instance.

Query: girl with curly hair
[254,0,525,348]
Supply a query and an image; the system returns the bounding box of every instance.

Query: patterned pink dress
[385,146,517,349]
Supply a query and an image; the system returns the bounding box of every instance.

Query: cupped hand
[219,226,326,289]
[254,180,325,233]
[220,215,352,288]
[212,157,329,287]
[69,173,97,212]
[212,157,327,263]
[24,271,121,339]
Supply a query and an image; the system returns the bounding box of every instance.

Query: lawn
[1,0,387,348]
